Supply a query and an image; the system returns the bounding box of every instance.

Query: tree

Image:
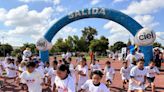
[89,36,109,53]
[11,49,21,56]
[51,38,71,52]
[82,26,97,42]
[109,41,127,53]
[153,42,162,48]
[0,44,13,56]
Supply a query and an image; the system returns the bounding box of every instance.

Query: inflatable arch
[39,8,153,66]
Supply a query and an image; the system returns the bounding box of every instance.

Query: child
[46,60,58,90]
[18,61,27,74]
[120,61,130,89]
[58,60,63,67]
[44,62,51,74]
[90,59,101,72]
[76,58,89,91]
[17,62,44,92]
[145,60,160,92]
[53,64,75,92]
[68,57,76,84]
[79,70,110,92]
[128,59,147,92]
[104,61,115,87]
[5,58,17,82]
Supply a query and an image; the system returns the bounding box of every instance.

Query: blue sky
[0,0,163,46]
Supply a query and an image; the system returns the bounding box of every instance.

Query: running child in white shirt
[4,58,17,83]
[53,64,75,92]
[45,60,58,91]
[17,61,44,92]
[76,58,89,91]
[120,61,130,89]
[145,60,160,92]
[67,57,76,84]
[79,70,110,92]
[104,61,115,87]
[44,62,51,74]
[128,59,147,92]
[90,59,101,72]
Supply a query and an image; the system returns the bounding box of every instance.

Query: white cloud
[113,0,127,3]
[103,14,159,45]
[0,5,55,46]
[19,0,35,3]
[19,0,60,5]
[108,32,133,45]
[134,15,159,28]
[156,32,164,45]
[104,21,128,34]
[104,21,132,45]
[55,5,66,13]
[122,0,164,15]
[1,5,53,27]
[91,0,101,5]
[53,0,60,5]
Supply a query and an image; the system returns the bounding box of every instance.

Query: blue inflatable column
[39,50,49,63]
[140,46,153,66]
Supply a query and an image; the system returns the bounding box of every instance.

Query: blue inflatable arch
[40,8,153,65]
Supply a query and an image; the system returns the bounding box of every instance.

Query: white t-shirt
[126,54,137,64]
[55,75,75,92]
[120,67,130,80]
[69,64,76,83]
[5,63,17,78]
[46,68,57,88]
[66,52,72,59]
[76,57,82,64]
[35,66,45,77]
[44,66,51,74]
[19,66,26,72]
[0,61,4,76]
[76,65,88,90]
[129,66,147,86]
[62,54,66,59]
[20,70,44,92]
[104,66,115,81]
[90,64,101,72]
[145,66,160,78]
[76,65,88,83]
[81,80,110,92]
[136,52,144,60]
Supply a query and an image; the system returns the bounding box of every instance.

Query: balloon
[23,49,32,58]
[36,38,52,51]
[134,28,156,46]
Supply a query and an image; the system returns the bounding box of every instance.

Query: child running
[17,61,44,92]
[128,59,147,92]
[53,64,75,92]
[46,60,58,91]
[145,60,160,92]
[104,61,115,87]
[5,58,17,82]
[90,59,101,72]
[68,57,76,84]
[76,58,89,91]
[120,61,130,89]
[78,70,110,92]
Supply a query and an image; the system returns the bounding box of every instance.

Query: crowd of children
[0,52,161,92]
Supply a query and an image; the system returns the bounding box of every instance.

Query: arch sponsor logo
[134,28,156,46]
